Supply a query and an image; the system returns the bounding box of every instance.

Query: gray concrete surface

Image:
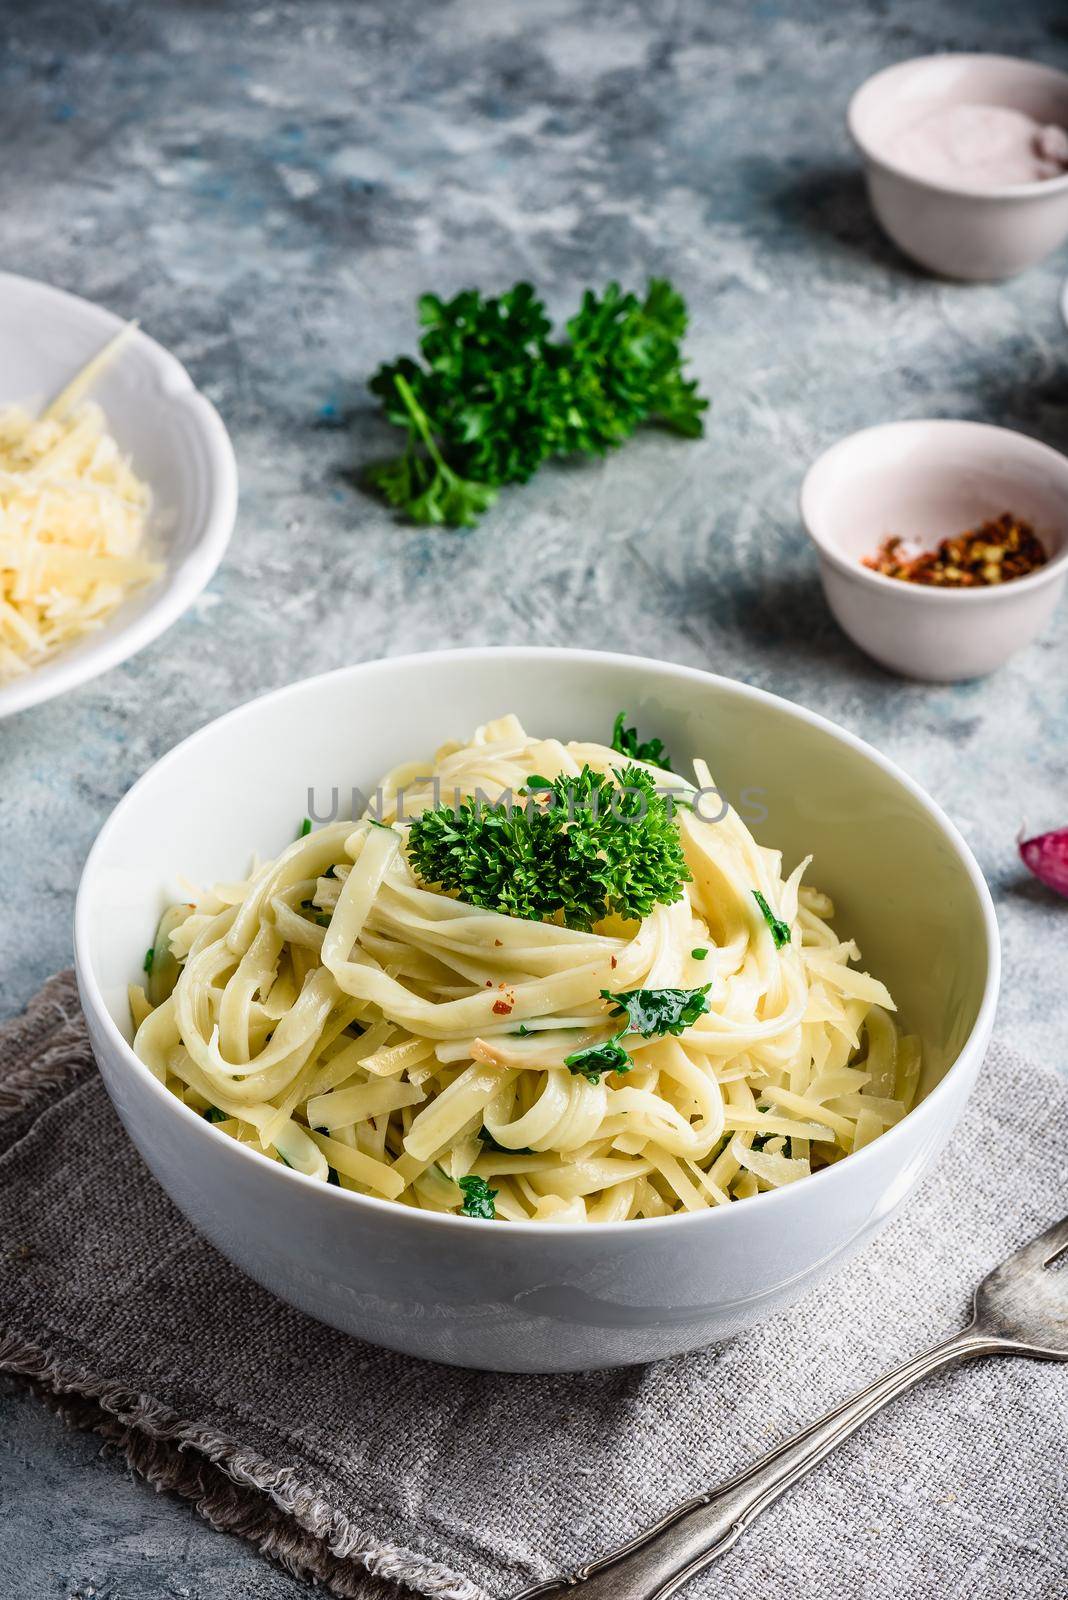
[1,0,1067,1595]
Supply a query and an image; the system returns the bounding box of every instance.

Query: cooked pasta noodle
[131,714,922,1222]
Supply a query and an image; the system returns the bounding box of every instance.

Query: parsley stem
[393,373,451,476]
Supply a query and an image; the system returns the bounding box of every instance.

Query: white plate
[0,273,237,718]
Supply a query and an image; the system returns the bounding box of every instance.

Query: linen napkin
[1,973,1066,1600]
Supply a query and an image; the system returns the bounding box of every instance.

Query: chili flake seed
[864,513,1047,588]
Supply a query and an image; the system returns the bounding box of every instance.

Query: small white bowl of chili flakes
[800,419,1068,680]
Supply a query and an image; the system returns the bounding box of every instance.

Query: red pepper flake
[864,512,1047,588]
[610,956,618,969]
[494,939,503,947]
[492,998,514,1015]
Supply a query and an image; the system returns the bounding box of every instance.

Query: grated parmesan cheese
[0,330,161,680]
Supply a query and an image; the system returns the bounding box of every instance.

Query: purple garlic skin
[1020,829,1068,898]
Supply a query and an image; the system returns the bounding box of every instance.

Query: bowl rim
[847,52,1068,203]
[0,271,238,719]
[74,646,1002,1238]
[800,418,1068,604]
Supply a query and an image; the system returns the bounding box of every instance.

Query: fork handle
[518,1328,1004,1600]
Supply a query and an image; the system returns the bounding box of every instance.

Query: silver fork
[517,1215,1068,1600]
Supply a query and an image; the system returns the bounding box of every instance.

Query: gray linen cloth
[1,972,1066,1600]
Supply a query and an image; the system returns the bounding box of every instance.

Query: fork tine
[1007,1214,1068,1273]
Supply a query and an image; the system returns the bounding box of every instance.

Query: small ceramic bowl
[801,419,1068,681]
[848,54,1068,280]
[0,273,237,719]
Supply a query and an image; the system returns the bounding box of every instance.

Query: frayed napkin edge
[0,1329,488,1600]
[0,972,489,1600]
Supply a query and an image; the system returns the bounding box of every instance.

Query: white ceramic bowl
[0,273,237,718]
[849,54,1068,280]
[801,420,1068,681]
[74,649,999,1372]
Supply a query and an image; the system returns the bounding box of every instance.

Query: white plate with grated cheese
[0,273,237,718]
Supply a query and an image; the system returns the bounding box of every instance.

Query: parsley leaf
[563,1034,633,1085]
[458,1174,498,1219]
[753,890,791,949]
[298,817,312,839]
[601,984,712,1037]
[407,765,690,930]
[610,711,673,772]
[367,279,708,527]
[203,1106,226,1124]
[143,946,154,974]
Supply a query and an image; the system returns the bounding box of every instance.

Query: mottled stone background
[1,0,1067,1595]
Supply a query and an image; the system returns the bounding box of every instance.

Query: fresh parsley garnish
[407,765,690,930]
[367,279,708,527]
[143,947,154,974]
[691,947,708,960]
[601,984,712,1037]
[203,1106,226,1124]
[563,1035,633,1085]
[298,817,312,839]
[458,1174,498,1219]
[611,711,673,772]
[753,890,791,949]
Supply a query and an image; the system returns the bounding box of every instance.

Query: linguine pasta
[130,714,921,1223]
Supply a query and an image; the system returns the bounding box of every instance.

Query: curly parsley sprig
[367,279,708,527]
[406,765,690,931]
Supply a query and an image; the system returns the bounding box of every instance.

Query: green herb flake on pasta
[753,890,791,949]
[563,1035,633,1085]
[610,711,673,772]
[601,984,712,1037]
[458,1175,498,1219]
